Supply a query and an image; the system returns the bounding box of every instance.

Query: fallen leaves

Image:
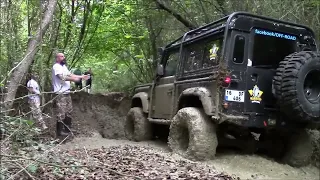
[1,144,239,179]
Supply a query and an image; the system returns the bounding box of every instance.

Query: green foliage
[1,116,42,147]
[0,0,319,95]
[79,0,159,92]
[27,164,39,174]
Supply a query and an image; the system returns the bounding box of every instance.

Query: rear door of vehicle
[245,28,298,113]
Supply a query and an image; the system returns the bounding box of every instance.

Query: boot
[56,121,69,137]
[63,116,75,133]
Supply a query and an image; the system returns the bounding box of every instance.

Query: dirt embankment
[10,88,130,140]
[44,91,131,139]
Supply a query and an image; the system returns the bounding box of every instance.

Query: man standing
[52,53,89,137]
[84,68,93,93]
[26,74,48,130]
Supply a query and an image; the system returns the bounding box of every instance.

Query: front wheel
[124,107,152,141]
[168,107,218,161]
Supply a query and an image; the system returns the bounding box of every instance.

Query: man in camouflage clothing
[52,53,89,137]
[26,74,48,130]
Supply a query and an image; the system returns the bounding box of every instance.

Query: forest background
[0,0,319,104]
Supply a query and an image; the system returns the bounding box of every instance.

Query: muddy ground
[34,92,320,179]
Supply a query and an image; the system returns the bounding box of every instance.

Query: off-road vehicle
[125,11,320,167]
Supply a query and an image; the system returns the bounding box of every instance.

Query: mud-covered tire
[259,132,286,158]
[273,51,320,123]
[283,129,313,167]
[125,107,152,141]
[168,107,218,161]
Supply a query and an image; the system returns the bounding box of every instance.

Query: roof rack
[165,36,183,49]
[182,16,229,42]
[165,11,315,50]
[220,11,316,56]
[165,15,230,49]
[225,12,315,35]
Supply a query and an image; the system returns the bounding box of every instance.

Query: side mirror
[157,64,164,76]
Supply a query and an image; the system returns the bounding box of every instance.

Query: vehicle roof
[165,11,316,50]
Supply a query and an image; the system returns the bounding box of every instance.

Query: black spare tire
[273,51,320,123]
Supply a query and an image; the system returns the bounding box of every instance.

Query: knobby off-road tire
[125,107,152,141]
[273,51,320,123]
[168,107,218,161]
[283,129,313,167]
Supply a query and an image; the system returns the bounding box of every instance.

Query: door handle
[167,89,173,95]
[251,73,258,82]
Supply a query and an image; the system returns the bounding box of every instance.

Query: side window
[164,51,179,76]
[233,35,245,64]
[184,37,223,73]
[184,46,203,72]
[204,39,223,68]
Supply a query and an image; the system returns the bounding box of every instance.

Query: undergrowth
[0,116,58,179]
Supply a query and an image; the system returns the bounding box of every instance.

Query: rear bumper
[214,113,286,128]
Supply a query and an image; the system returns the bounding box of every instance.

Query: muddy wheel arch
[132,92,149,113]
[178,87,215,116]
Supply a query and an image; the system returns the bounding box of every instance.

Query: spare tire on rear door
[273,51,320,123]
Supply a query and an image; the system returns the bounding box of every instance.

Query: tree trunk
[154,0,196,30]
[3,0,58,111]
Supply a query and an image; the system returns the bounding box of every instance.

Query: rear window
[251,29,297,68]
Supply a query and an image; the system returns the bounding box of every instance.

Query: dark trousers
[86,80,92,88]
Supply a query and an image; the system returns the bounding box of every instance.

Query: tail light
[224,76,231,84]
[222,76,231,87]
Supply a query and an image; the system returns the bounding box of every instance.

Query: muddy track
[39,92,320,180]
[59,135,319,180]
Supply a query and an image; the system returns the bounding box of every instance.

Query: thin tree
[3,0,58,111]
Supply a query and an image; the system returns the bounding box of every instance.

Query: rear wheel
[168,107,218,161]
[283,129,313,167]
[258,131,286,159]
[273,51,320,123]
[125,107,152,141]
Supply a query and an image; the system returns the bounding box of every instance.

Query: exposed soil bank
[41,91,131,139]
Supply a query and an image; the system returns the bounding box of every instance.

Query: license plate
[225,89,245,102]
